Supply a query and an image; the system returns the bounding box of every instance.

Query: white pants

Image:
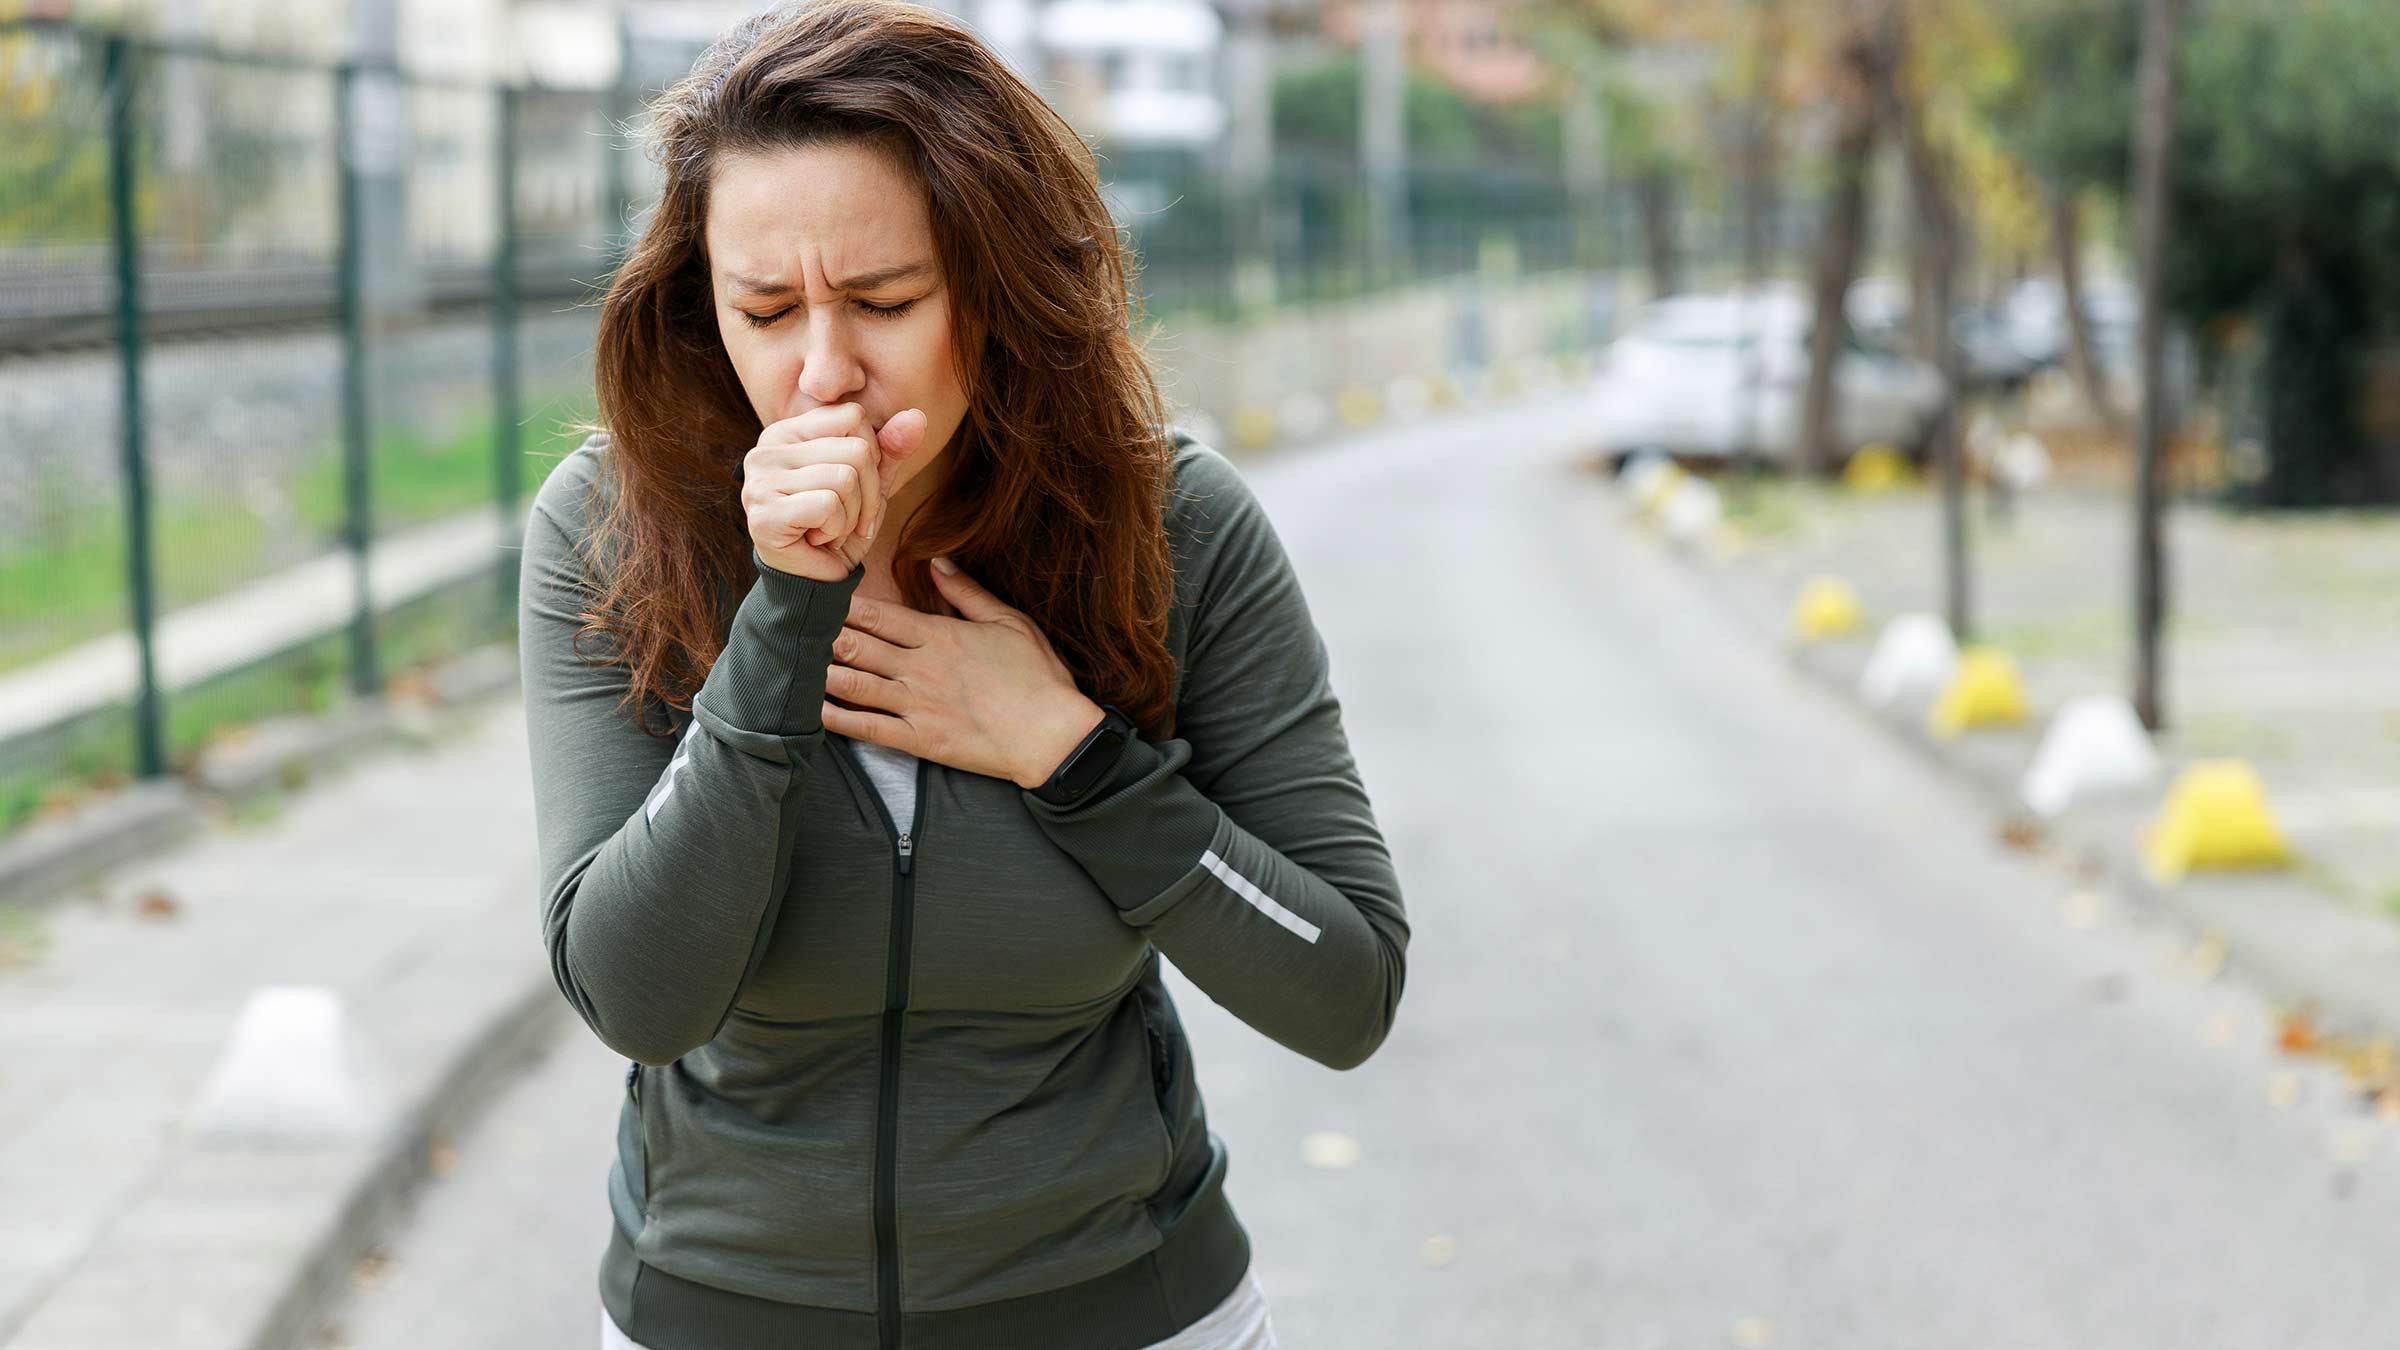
[601,1268,1278,1350]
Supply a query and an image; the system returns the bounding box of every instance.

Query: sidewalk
[1636,470,2400,1059]
[0,687,552,1350]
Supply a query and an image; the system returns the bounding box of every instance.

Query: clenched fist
[741,402,928,582]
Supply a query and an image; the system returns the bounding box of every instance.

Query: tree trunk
[2048,184,2118,432]
[1739,0,1785,291]
[1895,28,1969,641]
[2131,0,2186,732]
[1736,0,1786,463]
[1799,0,1894,478]
[1637,167,1682,300]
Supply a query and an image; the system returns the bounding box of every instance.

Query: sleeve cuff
[1021,732,1225,918]
[688,549,866,761]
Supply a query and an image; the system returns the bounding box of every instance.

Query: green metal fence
[0,19,633,836]
[0,16,1610,842]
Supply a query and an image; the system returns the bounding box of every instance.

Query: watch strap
[1032,704,1135,807]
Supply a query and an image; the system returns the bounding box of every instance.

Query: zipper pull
[897,832,914,874]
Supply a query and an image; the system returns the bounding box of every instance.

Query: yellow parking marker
[2142,760,2296,883]
[1927,646,2030,739]
[1843,444,1916,493]
[1791,576,1865,642]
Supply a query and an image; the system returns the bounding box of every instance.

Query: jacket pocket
[1135,999,1177,1180]
[623,1061,650,1219]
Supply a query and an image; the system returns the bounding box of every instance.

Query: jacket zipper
[843,740,928,1349]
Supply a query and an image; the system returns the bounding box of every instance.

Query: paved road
[320,395,2400,1349]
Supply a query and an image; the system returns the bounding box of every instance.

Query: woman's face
[705,139,970,509]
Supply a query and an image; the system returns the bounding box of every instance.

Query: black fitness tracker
[1031,704,1136,807]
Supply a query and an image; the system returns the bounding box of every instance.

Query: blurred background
[3,0,2399,1346]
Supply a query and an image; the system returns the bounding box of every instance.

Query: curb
[0,779,202,907]
[256,975,568,1350]
[2,802,566,1350]
[0,642,522,910]
[1660,533,2400,1058]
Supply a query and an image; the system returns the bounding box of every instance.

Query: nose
[792,307,866,412]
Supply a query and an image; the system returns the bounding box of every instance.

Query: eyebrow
[726,262,935,297]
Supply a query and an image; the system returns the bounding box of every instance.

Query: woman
[517,3,1409,1346]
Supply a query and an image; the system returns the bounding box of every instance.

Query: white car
[1586,285,1948,470]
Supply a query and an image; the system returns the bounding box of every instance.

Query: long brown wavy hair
[576,0,1180,740]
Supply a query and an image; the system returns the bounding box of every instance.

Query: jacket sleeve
[1021,452,1408,1071]
[518,457,867,1067]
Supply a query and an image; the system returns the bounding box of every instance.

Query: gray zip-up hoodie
[518,430,1408,1349]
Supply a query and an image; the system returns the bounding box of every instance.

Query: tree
[2171,0,2400,506]
[1984,0,2140,430]
[1797,0,1897,478]
[2130,0,2185,731]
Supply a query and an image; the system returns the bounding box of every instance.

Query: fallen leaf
[2278,1009,2323,1057]
[1998,817,2045,852]
[2333,1038,2394,1088]
[1730,1316,1777,1347]
[1299,1131,1359,1170]
[2202,1012,2238,1047]
[134,889,182,921]
[2267,1072,2304,1110]
[2062,890,2103,931]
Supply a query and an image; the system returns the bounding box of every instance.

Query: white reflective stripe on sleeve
[1199,848,1321,944]
[645,732,694,824]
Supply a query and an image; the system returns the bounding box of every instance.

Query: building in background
[1319,0,1546,105]
[1034,0,1224,149]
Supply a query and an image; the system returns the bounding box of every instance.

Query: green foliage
[2175,0,2400,504]
[1986,0,2400,504]
[1271,52,1564,169]
[1983,0,2138,191]
[2173,0,2400,327]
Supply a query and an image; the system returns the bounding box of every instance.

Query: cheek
[718,323,789,419]
[880,318,965,413]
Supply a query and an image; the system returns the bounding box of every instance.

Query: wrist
[1016,693,1108,790]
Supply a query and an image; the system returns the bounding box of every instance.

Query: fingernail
[932,555,957,575]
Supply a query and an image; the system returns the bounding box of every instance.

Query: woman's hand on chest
[823,556,1106,790]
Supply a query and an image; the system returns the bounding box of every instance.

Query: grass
[0,499,542,842]
[1719,475,1807,540]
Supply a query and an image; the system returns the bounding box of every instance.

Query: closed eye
[738,298,919,329]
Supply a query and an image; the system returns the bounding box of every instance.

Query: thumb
[927,556,1014,623]
[875,408,927,489]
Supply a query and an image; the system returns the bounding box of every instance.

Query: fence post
[605,16,634,271]
[492,83,522,621]
[104,34,167,780]
[334,62,381,697]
